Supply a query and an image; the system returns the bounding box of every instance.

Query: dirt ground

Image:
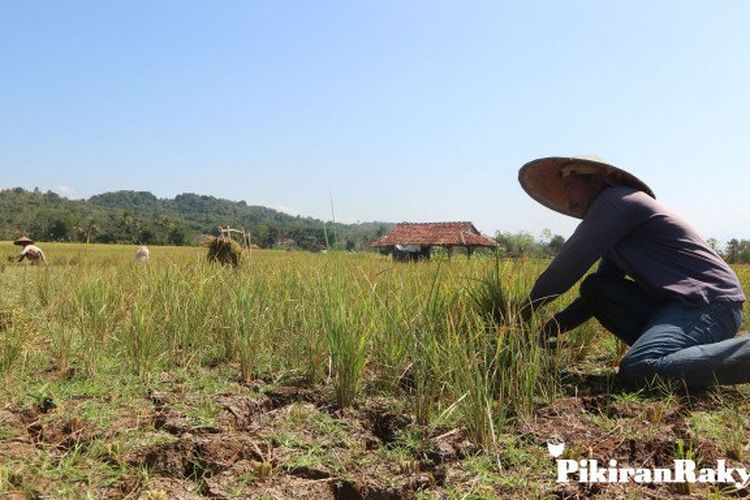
[2,368,750,499]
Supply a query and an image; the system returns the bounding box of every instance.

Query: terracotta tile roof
[371,222,497,248]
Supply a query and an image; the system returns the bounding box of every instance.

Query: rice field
[2,242,750,498]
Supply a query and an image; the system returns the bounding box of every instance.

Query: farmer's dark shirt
[529,186,745,326]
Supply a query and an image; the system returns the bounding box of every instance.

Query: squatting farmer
[134,245,150,263]
[519,156,749,388]
[14,236,46,264]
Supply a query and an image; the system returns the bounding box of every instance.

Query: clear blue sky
[1,1,749,242]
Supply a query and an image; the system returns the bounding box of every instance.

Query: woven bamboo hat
[518,156,655,218]
[13,236,34,246]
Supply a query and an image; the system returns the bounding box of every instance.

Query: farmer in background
[14,236,46,264]
[519,156,749,388]
[135,245,150,263]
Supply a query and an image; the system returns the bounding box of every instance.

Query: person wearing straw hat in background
[134,245,150,263]
[519,156,750,388]
[14,236,46,264]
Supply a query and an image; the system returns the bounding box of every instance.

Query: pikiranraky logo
[548,441,750,489]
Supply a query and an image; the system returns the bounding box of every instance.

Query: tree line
[494,229,566,258]
[0,188,391,251]
[493,231,750,264]
[6,187,747,262]
[723,239,750,264]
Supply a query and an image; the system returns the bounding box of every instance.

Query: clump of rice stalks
[232,286,266,384]
[206,237,242,267]
[723,406,746,460]
[0,307,13,332]
[0,330,24,377]
[467,256,508,328]
[325,295,371,408]
[75,275,124,375]
[411,267,455,426]
[50,326,74,376]
[123,302,163,378]
[456,259,561,449]
[0,307,30,378]
[674,439,698,495]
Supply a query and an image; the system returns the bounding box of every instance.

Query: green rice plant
[410,265,456,426]
[271,287,315,381]
[563,319,605,366]
[121,301,162,378]
[150,262,218,367]
[674,438,697,495]
[117,262,199,375]
[292,268,330,384]
[0,323,24,378]
[232,283,268,383]
[324,299,370,408]
[299,300,328,384]
[0,303,32,381]
[49,325,74,375]
[370,285,412,390]
[0,307,12,332]
[723,406,746,460]
[323,269,373,408]
[466,255,508,328]
[461,261,560,445]
[452,261,555,448]
[75,271,124,374]
[33,266,57,307]
[0,464,11,493]
[450,313,500,450]
[494,305,551,421]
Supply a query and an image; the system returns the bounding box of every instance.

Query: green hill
[0,187,391,250]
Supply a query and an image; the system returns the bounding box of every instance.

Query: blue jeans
[580,274,749,388]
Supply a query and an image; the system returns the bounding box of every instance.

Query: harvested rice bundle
[206,236,242,267]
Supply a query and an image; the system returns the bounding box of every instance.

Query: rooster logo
[547,441,565,458]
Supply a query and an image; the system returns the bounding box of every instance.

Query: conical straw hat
[13,236,34,246]
[518,156,655,218]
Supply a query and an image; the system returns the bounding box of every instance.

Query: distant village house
[370,222,497,261]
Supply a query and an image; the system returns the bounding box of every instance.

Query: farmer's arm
[526,189,643,313]
[540,253,625,336]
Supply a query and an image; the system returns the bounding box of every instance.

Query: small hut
[370,221,497,261]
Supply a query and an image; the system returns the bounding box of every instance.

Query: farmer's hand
[540,318,560,337]
[539,317,561,348]
[519,300,535,324]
